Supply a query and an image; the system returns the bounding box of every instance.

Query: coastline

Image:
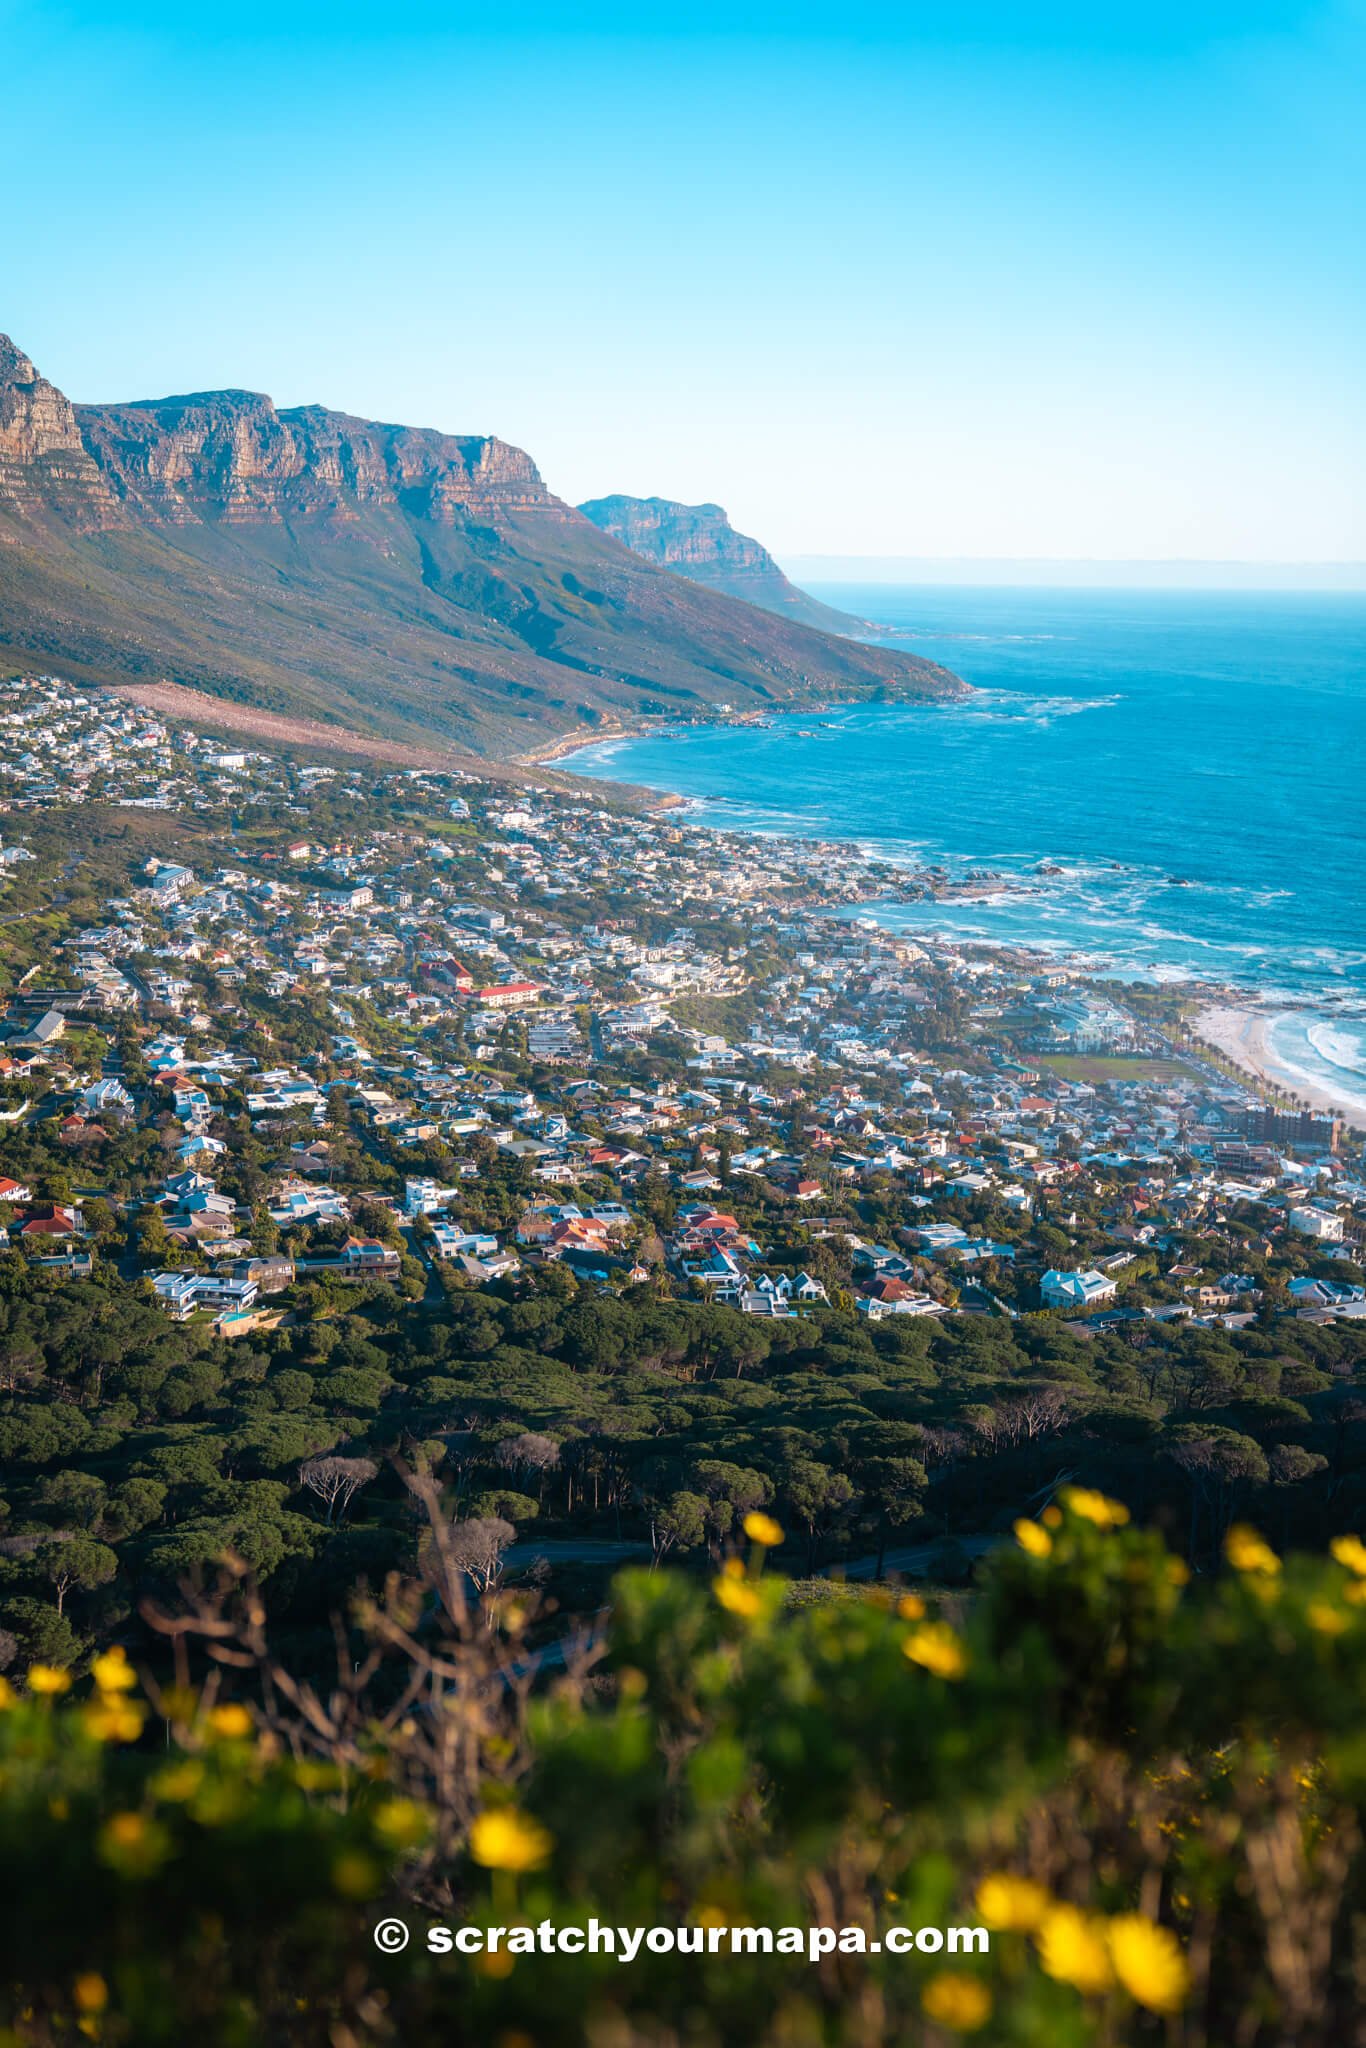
[514,675,973,784]
[548,681,1366,1137]
[1194,1005,1366,1128]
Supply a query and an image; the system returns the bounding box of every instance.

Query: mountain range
[577,495,867,635]
[0,336,962,757]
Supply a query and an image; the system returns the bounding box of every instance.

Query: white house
[1040,1268,1118,1310]
[1289,1206,1345,1243]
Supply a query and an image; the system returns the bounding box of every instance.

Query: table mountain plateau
[0,336,963,756]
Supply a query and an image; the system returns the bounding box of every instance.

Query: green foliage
[4,1503,1366,2044]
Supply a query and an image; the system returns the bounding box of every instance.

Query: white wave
[1305,1022,1366,1077]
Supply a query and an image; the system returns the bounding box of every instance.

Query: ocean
[561,585,1366,1116]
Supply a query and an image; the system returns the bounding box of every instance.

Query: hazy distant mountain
[0,337,962,756]
[579,495,867,635]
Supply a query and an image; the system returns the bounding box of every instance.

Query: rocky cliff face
[0,338,118,528]
[579,495,866,635]
[74,390,562,527]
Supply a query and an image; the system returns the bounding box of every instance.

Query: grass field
[1039,1053,1194,1085]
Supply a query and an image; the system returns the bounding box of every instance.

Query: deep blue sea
[562,585,1366,1115]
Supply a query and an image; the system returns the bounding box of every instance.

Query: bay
[562,584,1366,1112]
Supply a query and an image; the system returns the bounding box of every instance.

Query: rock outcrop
[579,495,866,635]
[0,337,118,528]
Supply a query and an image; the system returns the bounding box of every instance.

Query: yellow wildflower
[0,1675,15,1710]
[903,1622,968,1680]
[372,1798,430,1848]
[98,1809,170,1877]
[1330,1534,1366,1577]
[151,1760,205,1803]
[1307,1601,1349,1636]
[84,1700,146,1743]
[743,1511,784,1547]
[1167,1558,1191,1586]
[27,1665,72,1695]
[71,1966,107,2015]
[1225,1525,1280,1575]
[468,1808,554,1873]
[896,1593,926,1620]
[1041,1504,1063,1527]
[90,1647,137,1694]
[331,1851,379,1898]
[1013,1517,1052,1558]
[1107,1914,1191,2014]
[207,1703,253,1740]
[1037,1904,1114,1994]
[1060,1487,1129,1529]
[976,1873,1051,1932]
[104,1812,146,1847]
[921,1971,992,2031]
[713,1575,764,1619]
[72,1975,107,2015]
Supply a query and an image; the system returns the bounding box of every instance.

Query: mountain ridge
[579,493,869,636]
[0,337,964,755]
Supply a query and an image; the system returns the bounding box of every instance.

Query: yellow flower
[151,1760,205,1803]
[1041,1504,1063,1528]
[104,1812,146,1847]
[896,1593,926,1620]
[1225,1525,1280,1576]
[1059,1487,1129,1530]
[84,1700,146,1743]
[468,1808,554,1873]
[714,1575,764,1619]
[743,1511,784,1547]
[72,1975,108,2015]
[1037,1904,1114,1994]
[1107,1914,1191,2014]
[903,1622,968,1680]
[1330,1534,1366,1577]
[921,1971,992,2031]
[331,1851,379,1898]
[372,1798,430,1848]
[90,1647,137,1694]
[207,1703,253,1739]
[1014,1517,1052,1558]
[1167,1558,1191,1586]
[0,1675,15,1710]
[27,1665,72,1695]
[976,1872,1051,1932]
[98,1810,170,1877]
[72,1966,109,2015]
[1307,1601,1349,1636]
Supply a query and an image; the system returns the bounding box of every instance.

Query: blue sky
[3,0,1362,564]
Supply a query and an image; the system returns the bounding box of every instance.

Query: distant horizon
[788,556,1366,592]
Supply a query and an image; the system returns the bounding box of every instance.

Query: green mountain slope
[0,339,963,753]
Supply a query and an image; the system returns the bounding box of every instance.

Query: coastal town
[0,672,1359,1334]
[0,669,1363,1671]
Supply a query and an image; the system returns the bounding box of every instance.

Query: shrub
[3,1494,1366,2043]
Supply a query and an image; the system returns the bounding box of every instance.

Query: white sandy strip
[1195,1006,1366,1127]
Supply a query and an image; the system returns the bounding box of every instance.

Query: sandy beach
[1195,1005,1366,1127]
